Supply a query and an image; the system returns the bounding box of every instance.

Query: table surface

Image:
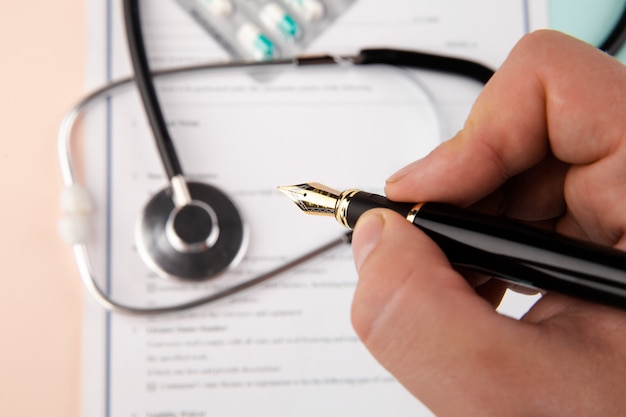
[0,1,84,416]
[0,1,623,416]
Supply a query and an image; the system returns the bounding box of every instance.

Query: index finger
[386,30,626,207]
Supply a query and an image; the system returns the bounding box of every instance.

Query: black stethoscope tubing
[600,3,626,55]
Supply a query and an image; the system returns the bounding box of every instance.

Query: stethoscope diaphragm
[135,181,248,281]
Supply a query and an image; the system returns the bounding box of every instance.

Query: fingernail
[352,212,384,272]
[387,159,421,183]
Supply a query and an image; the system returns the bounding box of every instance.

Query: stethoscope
[58,0,626,315]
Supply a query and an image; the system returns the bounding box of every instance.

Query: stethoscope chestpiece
[135,181,247,281]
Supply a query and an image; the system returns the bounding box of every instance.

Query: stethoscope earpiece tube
[599,2,626,55]
[123,0,184,180]
[356,48,494,84]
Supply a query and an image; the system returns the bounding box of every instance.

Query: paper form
[80,1,548,416]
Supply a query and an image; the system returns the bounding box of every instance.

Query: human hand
[351,30,626,416]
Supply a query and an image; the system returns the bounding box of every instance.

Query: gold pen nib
[277,182,341,216]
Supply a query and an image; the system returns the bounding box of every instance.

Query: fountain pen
[278,182,626,309]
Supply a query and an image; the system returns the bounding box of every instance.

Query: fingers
[559,158,626,246]
[466,154,569,221]
[498,154,568,221]
[386,30,626,208]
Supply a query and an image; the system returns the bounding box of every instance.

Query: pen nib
[277,183,341,216]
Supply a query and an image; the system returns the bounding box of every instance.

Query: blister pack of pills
[175,0,357,61]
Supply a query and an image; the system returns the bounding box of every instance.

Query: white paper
[80,1,548,416]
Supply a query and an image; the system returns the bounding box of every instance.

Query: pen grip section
[414,203,626,308]
[346,192,415,228]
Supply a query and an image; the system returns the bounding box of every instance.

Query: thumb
[351,208,496,352]
[350,209,533,412]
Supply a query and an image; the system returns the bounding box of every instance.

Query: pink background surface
[0,2,85,416]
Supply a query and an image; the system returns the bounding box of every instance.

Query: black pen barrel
[346,192,626,308]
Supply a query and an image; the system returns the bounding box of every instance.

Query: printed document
[81,1,548,416]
